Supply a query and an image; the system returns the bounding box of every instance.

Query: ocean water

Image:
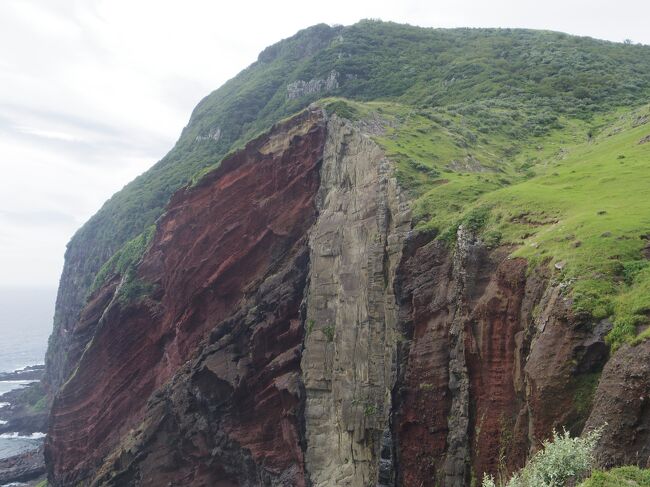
[0,288,55,374]
[0,287,55,462]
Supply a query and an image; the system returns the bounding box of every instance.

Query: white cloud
[0,0,648,287]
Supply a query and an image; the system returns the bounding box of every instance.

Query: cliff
[44,107,650,486]
[41,21,650,487]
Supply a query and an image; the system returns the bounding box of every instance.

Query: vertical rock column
[301,116,410,487]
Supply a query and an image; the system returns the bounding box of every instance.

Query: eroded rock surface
[393,229,611,487]
[46,109,326,486]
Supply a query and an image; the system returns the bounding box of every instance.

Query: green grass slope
[328,97,650,349]
[483,108,650,349]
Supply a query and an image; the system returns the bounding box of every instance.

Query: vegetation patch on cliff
[579,466,650,486]
[90,225,156,295]
[482,427,650,487]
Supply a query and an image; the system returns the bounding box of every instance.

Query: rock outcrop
[0,383,49,436]
[287,71,339,100]
[586,341,650,468]
[300,116,410,486]
[44,108,648,486]
[0,447,46,485]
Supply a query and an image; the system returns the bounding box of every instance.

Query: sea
[0,287,56,463]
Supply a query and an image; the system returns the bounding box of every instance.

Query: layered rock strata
[392,229,619,487]
[46,109,326,485]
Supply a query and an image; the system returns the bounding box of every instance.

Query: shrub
[482,428,602,487]
[324,100,360,121]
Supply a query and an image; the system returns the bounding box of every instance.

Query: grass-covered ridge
[478,106,650,349]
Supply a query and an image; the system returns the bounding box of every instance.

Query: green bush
[323,100,360,120]
[482,428,602,487]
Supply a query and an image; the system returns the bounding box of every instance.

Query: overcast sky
[1,0,648,288]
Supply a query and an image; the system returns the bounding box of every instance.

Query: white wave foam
[0,432,46,439]
[0,402,9,408]
[0,420,7,425]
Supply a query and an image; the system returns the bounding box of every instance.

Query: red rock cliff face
[46,111,646,487]
[46,109,326,486]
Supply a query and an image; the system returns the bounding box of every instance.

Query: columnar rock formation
[300,116,410,486]
[45,109,649,486]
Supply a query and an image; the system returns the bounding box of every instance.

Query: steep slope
[43,21,650,487]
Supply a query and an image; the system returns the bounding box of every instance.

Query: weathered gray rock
[287,70,339,99]
[195,126,221,142]
[301,115,410,486]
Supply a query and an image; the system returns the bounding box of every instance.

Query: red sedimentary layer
[464,256,529,477]
[46,109,326,485]
[394,239,454,485]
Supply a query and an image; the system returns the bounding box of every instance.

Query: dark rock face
[393,238,455,486]
[44,110,646,486]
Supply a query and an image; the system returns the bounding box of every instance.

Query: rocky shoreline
[0,365,48,485]
[0,386,48,436]
[0,446,45,485]
[0,365,45,382]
